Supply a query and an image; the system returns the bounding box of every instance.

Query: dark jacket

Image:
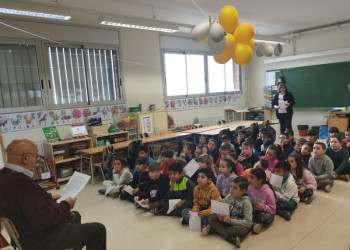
[138,173,169,202]
[273,91,295,118]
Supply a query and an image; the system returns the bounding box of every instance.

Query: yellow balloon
[233,43,253,65]
[243,39,255,49]
[203,38,208,45]
[223,33,237,56]
[213,51,231,64]
[218,5,239,34]
[233,23,255,43]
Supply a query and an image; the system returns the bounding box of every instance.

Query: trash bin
[319,125,328,139]
[297,125,309,137]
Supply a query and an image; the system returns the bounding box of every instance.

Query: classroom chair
[0,218,23,250]
[91,146,109,183]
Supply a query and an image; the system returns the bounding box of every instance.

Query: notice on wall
[140,115,153,134]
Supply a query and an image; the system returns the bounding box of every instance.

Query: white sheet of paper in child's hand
[211,200,230,216]
[167,199,181,214]
[189,211,201,232]
[184,159,199,178]
[270,173,283,188]
[124,185,134,195]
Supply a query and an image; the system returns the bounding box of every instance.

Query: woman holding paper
[273,78,295,134]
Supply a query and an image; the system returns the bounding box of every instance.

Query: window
[47,46,122,106]
[163,51,240,98]
[0,43,42,108]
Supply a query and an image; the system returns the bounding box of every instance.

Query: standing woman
[273,77,295,134]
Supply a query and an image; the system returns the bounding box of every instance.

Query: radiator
[197,114,225,126]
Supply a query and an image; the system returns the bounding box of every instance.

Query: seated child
[285,129,296,148]
[226,153,244,176]
[326,126,340,147]
[294,138,307,151]
[198,145,209,155]
[219,134,236,153]
[242,159,270,181]
[307,129,318,144]
[293,142,313,166]
[234,129,247,155]
[288,153,316,204]
[98,156,133,197]
[181,168,220,226]
[160,149,175,176]
[342,128,350,154]
[259,132,275,157]
[279,132,294,160]
[255,128,267,154]
[199,135,208,147]
[156,143,171,163]
[138,145,153,164]
[274,161,299,221]
[195,154,217,184]
[216,142,232,166]
[177,136,191,157]
[157,162,194,215]
[182,142,196,163]
[247,168,276,234]
[308,142,335,192]
[261,144,282,173]
[120,157,148,202]
[326,134,350,181]
[203,177,253,248]
[238,141,259,170]
[134,162,169,212]
[216,159,237,198]
[208,139,220,163]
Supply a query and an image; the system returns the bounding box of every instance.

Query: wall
[248,25,350,135]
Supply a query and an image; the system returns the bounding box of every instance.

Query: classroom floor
[46,177,350,250]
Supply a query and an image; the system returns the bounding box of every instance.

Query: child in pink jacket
[247,168,276,234]
[288,153,317,204]
[261,144,282,173]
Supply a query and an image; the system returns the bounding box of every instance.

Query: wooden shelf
[57,176,71,183]
[89,131,129,147]
[55,156,80,164]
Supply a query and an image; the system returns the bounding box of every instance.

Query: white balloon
[262,43,274,57]
[274,43,283,56]
[209,22,225,43]
[256,45,263,57]
[208,36,226,54]
[191,22,210,42]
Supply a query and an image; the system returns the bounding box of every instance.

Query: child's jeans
[208,214,250,239]
[276,200,297,214]
[160,199,193,216]
[181,208,209,226]
[252,211,275,225]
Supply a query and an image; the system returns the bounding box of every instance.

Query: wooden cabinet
[136,110,168,136]
[43,138,92,183]
[89,131,129,147]
[328,112,350,132]
[225,109,273,122]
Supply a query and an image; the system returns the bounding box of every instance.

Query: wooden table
[141,132,190,144]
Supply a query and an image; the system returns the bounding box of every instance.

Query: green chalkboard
[267,62,350,109]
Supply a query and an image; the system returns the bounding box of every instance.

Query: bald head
[7,139,38,169]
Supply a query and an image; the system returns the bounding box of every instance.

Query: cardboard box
[329,116,348,132]
[87,124,108,135]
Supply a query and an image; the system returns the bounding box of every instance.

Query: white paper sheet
[189,211,201,232]
[57,172,91,203]
[270,173,283,188]
[211,200,230,216]
[124,185,134,195]
[135,199,150,209]
[105,184,116,196]
[167,199,181,214]
[278,100,287,113]
[184,159,199,178]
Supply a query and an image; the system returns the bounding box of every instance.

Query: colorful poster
[198,97,204,108]
[36,111,49,127]
[175,99,183,110]
[227,95,232,104]
[60,109,72,125]
[23,112,37,129]
[48,110,61,126]
[110,105,119,117]
[170,100,176,111]
[71,108,84,124]
[187,98,194,109]
[81,108,92,122]
[164,100,171,111]
[213,96,218,106]
[203,97,209,108]
[9,113,24,131]
[0,114,10,133]
[91,106,111,120]
[140,114,153,134]
[218,96,223,104]
[208,96,214,106]
[193,98,199,109]
[118,104,127,117]
[42,126,60,141]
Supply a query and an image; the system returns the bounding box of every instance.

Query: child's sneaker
[98,189,106,195]
[227,236,241,248]
[181,217,188,225]
[339,174,350,182]
[252,223,262,234]
[135,202,142,208]
[154,207,167,215]
[303,197,312,204]
[111,192,120,198]
[279,210,291,221]
[202,225,214,236]
[321,185,331,193]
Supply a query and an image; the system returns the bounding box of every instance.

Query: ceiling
[3,0,350,37]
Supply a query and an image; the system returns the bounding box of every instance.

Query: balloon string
[191,0,209,18]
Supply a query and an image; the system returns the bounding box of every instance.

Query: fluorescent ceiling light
[99,15,178,33]
[255,35,288,44]
[0,0,71,20]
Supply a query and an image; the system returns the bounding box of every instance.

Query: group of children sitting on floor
[97,126,350,248]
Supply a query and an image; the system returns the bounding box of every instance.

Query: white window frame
[162,49,241,99]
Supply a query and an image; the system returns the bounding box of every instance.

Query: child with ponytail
[261,144,283,173]
[288,153,317,204]
[247,168,276,234]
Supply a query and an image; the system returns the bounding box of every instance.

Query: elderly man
[0,139,106,250]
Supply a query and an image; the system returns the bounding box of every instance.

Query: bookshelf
[33,159,58,190]
[89,131,129,147]
[43,138,92,183]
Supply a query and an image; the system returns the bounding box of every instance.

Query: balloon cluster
[256,43,283,57]
[191,5,255,65]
